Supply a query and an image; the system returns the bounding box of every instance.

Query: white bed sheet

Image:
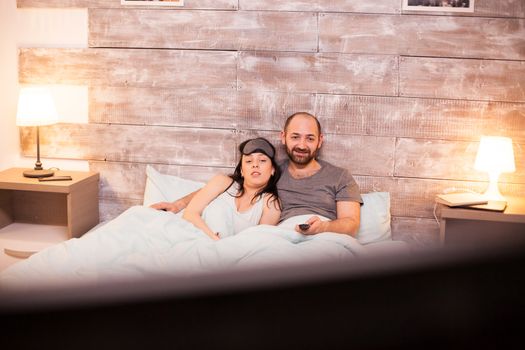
[0,206,374,290]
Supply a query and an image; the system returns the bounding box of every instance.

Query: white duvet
[0,206,367,290]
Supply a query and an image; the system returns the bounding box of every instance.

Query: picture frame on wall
[402,0,474,12]
[121,0,184,6]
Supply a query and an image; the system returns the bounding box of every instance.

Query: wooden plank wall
[17,0,525,247]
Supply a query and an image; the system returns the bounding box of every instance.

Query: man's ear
[318,133,324,149]
[280,130,286,145]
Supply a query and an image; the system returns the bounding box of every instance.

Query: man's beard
[286,145,318,165]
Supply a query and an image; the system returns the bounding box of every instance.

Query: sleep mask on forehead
[241,138,275,158]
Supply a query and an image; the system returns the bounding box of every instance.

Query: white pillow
[357,192,392,244]
[142,165,204,207]
[144,166,233,236]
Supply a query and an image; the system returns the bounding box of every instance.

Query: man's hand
[294,201,360,237]
[295,216,327,235]
[150,191,198,214]
[150,200,185,213]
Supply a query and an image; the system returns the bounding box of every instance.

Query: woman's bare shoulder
[262,193,281,210]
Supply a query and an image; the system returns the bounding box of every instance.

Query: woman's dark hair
[228,138,281,208]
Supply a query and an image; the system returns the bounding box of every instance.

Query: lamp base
[481,172,506,201]
[23,169,55,178]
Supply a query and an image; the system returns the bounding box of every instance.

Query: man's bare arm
[150,190,198,213]
[298,201,360,237]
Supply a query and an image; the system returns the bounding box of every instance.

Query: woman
[181,137,281,240]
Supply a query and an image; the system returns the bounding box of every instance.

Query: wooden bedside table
[438,196,525,247]
[0,168,100,239]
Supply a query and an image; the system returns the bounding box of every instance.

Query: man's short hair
[284,112,322,135]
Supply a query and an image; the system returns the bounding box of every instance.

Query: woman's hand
[150,191,199,214]
[207,232,220,241]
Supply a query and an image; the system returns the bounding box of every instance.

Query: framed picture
[402,0,474,12]
[121,0,184,6]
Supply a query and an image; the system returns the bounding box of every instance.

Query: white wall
[0,1,19,171]
[0,0,89,172]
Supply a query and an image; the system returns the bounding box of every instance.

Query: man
[277,112,362,237]
[152,112,362,237]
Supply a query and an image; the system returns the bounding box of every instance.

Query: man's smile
[293,148,310,156]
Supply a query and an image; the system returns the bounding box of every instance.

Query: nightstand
[0,168,100,239]
[438,196,525,247]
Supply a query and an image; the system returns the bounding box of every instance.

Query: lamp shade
[474,136,516,173]
[16,87,59,126]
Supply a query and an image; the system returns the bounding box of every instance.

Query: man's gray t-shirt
[277,159,363,222]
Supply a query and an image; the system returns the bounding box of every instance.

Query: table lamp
[16,87,59,178]
[474,136,516,201]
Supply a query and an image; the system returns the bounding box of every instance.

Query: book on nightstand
[435,193,507,212]
[463,201,507,212]
[435,193,488,207]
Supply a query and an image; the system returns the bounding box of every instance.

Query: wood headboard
[18,0,525,247]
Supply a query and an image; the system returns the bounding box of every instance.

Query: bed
[0,166,408,290]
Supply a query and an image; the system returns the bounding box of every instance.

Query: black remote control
[298,224,310,231]
[38,176,73,182]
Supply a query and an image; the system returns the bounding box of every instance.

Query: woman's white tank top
[202,182,265,238]
[219,184,264,234]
